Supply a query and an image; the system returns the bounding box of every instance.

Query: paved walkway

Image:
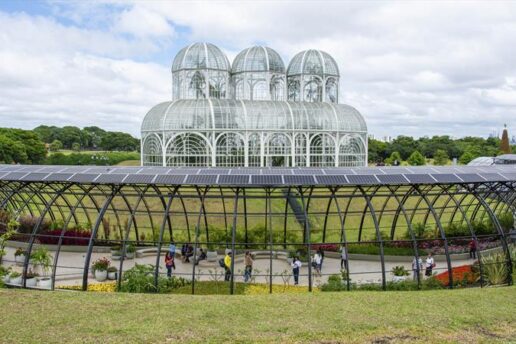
[2,246,475,288]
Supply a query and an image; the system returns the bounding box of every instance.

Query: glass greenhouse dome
[144,42,367,167]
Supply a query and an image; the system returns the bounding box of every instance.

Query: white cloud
[0,2,515,139]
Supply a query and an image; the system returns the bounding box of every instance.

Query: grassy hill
[0,287,514,343]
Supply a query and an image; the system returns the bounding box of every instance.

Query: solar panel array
[1,164,515,187]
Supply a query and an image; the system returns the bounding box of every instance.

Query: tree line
[0,126,140,165]
[368,135,514,165]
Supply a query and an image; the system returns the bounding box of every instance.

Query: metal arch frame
[153,185,180,290]
[297,185,314,292]
[385,185,423,288]
[330,186,352,290]
[82,185,120,290]
[191,186,210,294]
[50,184,100,290]
[116,184,153,290]
[466,182,514,285]
[412,184,454,288]
[21,183,73,288]
[435,183,486,287]
[356,185,387,290]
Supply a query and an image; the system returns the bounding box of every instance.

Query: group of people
[411,252,436,280]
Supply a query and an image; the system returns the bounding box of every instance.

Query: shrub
[481,251,509,286]
[392,266,409,277]
[92,257,110,272]
[38,229,91,246]
[497,213,514,232]
[30,247,53,275]
[119,264,190,293]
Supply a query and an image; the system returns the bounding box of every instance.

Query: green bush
[119,264,190,293]
[481,252,509,286]
[45,151,139,166]
[497,213,514,232]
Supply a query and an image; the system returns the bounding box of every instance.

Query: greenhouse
[0,164,514,294]
[141,42,367,168]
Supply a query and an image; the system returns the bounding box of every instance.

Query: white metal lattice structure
[287,49,339,103]
[141,100,367,167]
[142,42,367,167]
[232,46,286,101]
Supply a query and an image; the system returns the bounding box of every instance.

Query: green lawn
[0,287,514,343]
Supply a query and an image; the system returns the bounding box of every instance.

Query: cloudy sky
[0,1,515,138]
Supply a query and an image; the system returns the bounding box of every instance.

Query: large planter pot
[207,251,218,262]
[37,277,52,289]
[25,277,37,287]
[2,275,10,284]
[10,275,22,285]
[107,271,117,280]
[14,254,26,266]
[125,252,135,259]
[392,275,407,283]
[286,257,293,265]
[94,269,108,282]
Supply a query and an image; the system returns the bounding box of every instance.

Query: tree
[388,136,417,160]
[433,149,449,166]
[407,151,426,166]
[459,151,476,165]
[368,138,388,163]
[49,140,63,152]
[100,132,140,151]
[60,126,82,149]
[385,151,402,166]
[0,128,46,163]
[500,124,511,154]
[0,134,28,163]
[71,142,81,152]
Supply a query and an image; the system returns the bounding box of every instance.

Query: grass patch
[0,287,514,343]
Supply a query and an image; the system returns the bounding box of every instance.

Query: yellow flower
[244,284,319,295]
[58,281,116,293]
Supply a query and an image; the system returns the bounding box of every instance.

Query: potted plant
[125,244,136,259]
[14,248,26,265]
[37,276,52,289]
[0,266,11,284]
[392,265,410,282]
[9,271,22,285]
[111,245,122,260]
[92,257,110,281]
[107,266,118,280]
[24,269,39,287]
[30,247,52,276]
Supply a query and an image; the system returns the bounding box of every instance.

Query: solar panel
[380,167,412,174]
[431,174,462,183]
[154,175,186,184]
[283,175,316,185]
[3,172,28,181]
[323,168,355,175]
[479,173,505,182]
[347,174,379,184]
[292,168,325,175]
[315,175,348,185]
[198,169,229,175]
[376,174,409,184]
[499,173,516,181]
[218,175,250,185]
[109,168,141,174]
[405,174,436,184]
[44,173,74,182]
[68,174,100,183]
[455,173,484,183]
[185,175,218,184]
[123,174,155,184]
[136,167,169,174]
[84,167,112,174]
[20,173,49,181]
[95,174,128,184]
[351,168,383,175]
[229,169,262,175]
[260,169,292,175]
[168,169,200,175]
[251,175,283,185]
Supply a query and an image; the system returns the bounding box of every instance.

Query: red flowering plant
[311,244,339,252]
[434,264,478,287]
[91,257,110,272]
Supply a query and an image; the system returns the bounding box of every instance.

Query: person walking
[169,241,176,256]
[164,251,175,278]
[340,244,348,270]
[244,251,254,283]
[224,251,232,282]
[425,253,435,277]
[469,239,477,259]
[318,248,325,272]
[312,251,322,277]
[412,255,423,281]
[291,256,302,285]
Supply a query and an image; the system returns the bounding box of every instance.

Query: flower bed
[37,230,91,246]
[59,281,116,292]
[434,264,478,287]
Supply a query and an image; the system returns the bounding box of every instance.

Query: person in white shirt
[312,252,322,276]
[425,253,435,277]
[340,245,348,270]
[412,256,423,281]
[291,257,302,285]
